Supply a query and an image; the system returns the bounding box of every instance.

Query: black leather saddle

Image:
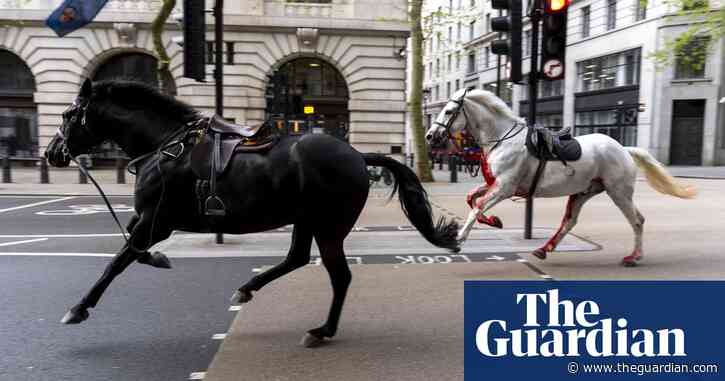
[189,115,277,218]
[525,125,582,163]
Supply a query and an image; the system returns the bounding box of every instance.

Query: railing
[1,156,129,184]
[284,2,333,17]
[0,0,162,11]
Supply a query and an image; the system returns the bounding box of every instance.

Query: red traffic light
[546,0,570,13]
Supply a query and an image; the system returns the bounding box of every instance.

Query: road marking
[228,306,241,312]
[189,372,206,380]
[0,234,124,238]
[0,252,114,257]
[0,238,48,247]
[540,274,553,280]
[0,197,75,214]
[212,333,227,340]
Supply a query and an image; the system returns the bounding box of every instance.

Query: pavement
[2,165,725,380]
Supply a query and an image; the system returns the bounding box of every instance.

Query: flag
[46,0,110,37]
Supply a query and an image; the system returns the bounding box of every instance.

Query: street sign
[542,59,563,79]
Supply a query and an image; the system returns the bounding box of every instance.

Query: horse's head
[426,88,523,147]
[425,89,470,146]
[46,78,106,167]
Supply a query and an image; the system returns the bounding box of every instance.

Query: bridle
[53,97,196,251]
[434,89,527,155]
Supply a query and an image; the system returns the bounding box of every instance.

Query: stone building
[0,0,410,161]
[420,0,724,165]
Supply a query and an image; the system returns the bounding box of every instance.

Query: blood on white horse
[426,88,696,266]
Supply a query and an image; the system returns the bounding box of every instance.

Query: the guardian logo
[476,289,686,358]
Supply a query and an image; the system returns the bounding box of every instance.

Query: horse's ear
[80,78,92,98]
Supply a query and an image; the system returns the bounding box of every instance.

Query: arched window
[0,50,37,158]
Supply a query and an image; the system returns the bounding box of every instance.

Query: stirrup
[205,196,226,217]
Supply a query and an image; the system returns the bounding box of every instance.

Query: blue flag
[46,0,109,37]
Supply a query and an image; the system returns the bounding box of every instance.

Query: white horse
[425,88,696,266]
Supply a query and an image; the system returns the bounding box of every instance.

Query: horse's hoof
[300,332,326,348]
[230,290,253,304]
[531,248,547,260]
[621,258,638,267]
[60,306,89,324]
[490,216,503,229]
[143,252,172,269]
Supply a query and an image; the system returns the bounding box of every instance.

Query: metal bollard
[410,153,415,168]
[78,156,88,184]
[40,157,50,184]
[449,154,458,183]
[439,156,443,170]
[116,158,126,184]
[2,156,10,183]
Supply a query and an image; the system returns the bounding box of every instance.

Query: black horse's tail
[362,153,460,251]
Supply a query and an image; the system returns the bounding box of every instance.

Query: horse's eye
[444,110,452,115]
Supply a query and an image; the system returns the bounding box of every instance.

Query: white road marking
[0,234,124,238]
[212,334,227,340]
[0,238,48,247]
[516,258,529,263]
[0,252,114,257]
[540,274,553,280]
[252,268,262,273]
[0,197,75,214]
[189,372,206,380]
[228,306,241,312]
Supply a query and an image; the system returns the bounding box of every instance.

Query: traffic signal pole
[214,0,225,245]
[524,0,541,240]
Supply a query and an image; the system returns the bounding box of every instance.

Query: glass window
[485,14,490,34]
[455,79,460,90]
[674,37,709,79]
[581,6,590,38]
[524,30,532,56]
[607,0,617,30]
[469,21,476,41]
[456,53,461,70]
[575,109,637,146]
[447,82,451,98]
[484,47,490,68]
[457,22,462,41]
[577,48,641,92]
[447,54,452,72]
[0,50,37,158]
[467,52,477,73]
[436,58,441,77]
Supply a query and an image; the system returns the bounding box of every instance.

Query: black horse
[45,79,459,346]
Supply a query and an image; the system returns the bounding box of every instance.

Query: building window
[457,22,462,41]
[435,85,440,100]
[206,41,215,64]
[485,13,490,34]
[469,21,476,41]
[577,48,641,92]
[449,0,454,12]
[634,0,647,21]
[581,6,590,38]
[674,37,709,79]
[484,47,490,68]
[447,82,452,98]
[467,52,477,73]
[470,0,475,6]
[455,79,460,90]
[0,50,37,158]
[456,53,461,70]
[520,77,563,100]
[447,54,452,72]
[225,41,235,65]
[482,82,512,103]
[428,62,433,79]
[606,0,617,30]
[448,26,453,44]
[575,109,637,146]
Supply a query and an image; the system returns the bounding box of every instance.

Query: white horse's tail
[625,147,697,199]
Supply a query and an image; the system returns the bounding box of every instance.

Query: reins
[56,106,204,251]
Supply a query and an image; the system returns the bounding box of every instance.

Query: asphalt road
[0,196,259,381]
[0,194,599,381]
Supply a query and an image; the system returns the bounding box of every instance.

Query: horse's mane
[461,89,526,123]
[92,79,198,123]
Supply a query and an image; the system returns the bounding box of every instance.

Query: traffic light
[490,0,523,84]
[181,0,206,82]
[540,0,569,81]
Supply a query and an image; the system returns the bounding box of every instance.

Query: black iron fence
[1,155,129,184]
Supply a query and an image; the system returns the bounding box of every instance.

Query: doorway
[670,99,705,165]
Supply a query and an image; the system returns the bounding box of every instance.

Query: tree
[151,0,177,94]
[649,0,724,71]
[407,1,477,182]
[409,0,435,182]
